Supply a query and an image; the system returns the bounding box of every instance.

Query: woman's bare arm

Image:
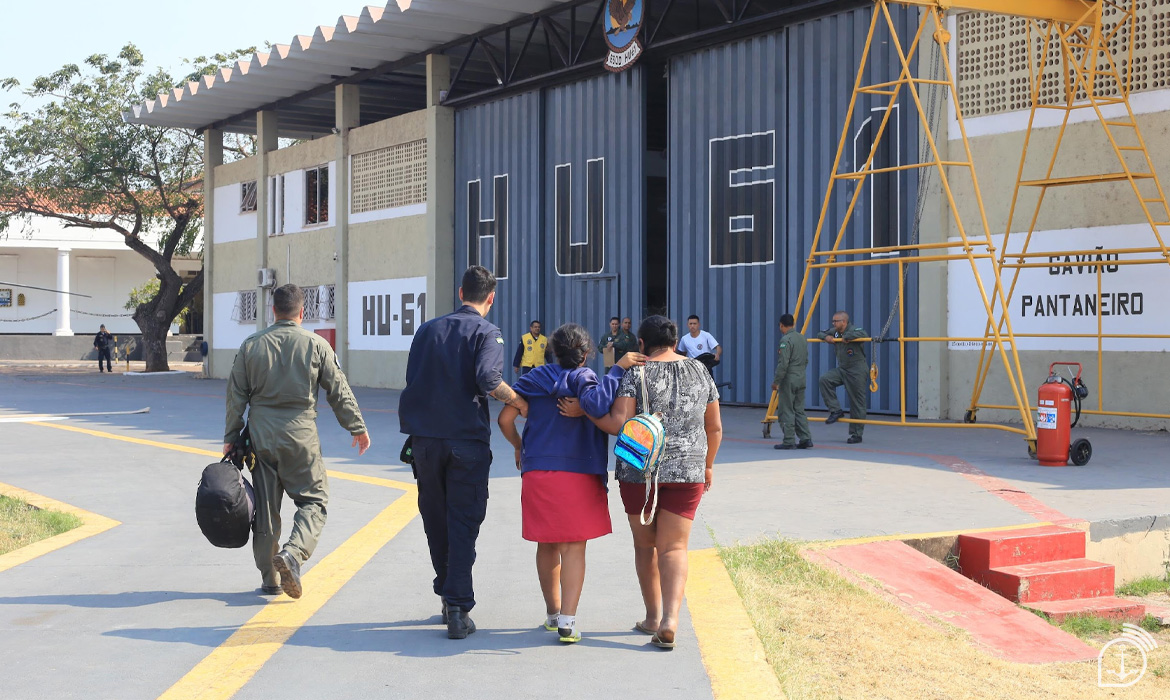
[703,401,723,491]
[497,404,522,450]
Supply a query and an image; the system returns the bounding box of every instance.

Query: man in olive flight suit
[224,284,371,599]
[772,314,812,450]
[818,310,869,444]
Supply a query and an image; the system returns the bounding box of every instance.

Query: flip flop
[634,621,657,636]
[650,632,676,649]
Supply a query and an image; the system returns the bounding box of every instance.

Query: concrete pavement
[0,366,1167,699]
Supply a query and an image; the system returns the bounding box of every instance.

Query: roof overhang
[123,0,570,137]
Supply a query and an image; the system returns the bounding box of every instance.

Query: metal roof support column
[203,129,224,375]
[334,84,360,370]
[256,111,278,332]
[426,54,455,314]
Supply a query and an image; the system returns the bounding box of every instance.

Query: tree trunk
[132,269,186,372]
[136,316,171,372]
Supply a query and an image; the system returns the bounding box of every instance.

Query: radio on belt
[1035,362,1091,466]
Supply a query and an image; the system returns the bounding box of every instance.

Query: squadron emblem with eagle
[602,0,644,72]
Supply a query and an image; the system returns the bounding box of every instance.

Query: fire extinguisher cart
[1036,362,1092,467]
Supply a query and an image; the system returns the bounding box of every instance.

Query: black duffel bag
[196,427,256,548]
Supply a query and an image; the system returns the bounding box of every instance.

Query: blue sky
[1,1,372,91]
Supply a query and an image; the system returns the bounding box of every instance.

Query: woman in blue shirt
[498,323,644,643]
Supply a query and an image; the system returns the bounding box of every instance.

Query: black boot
[847,435,863,444]
[271,550,302,599]
[447,607,477,639]
[825,410,844,425]
[797,440,814,449]
[441,599,450,624]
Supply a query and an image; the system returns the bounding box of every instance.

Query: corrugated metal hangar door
[455,71,644,376]
[669,5,920,413]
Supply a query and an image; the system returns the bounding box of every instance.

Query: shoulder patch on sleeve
[496,337,505,344]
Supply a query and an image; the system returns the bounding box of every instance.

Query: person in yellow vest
[513,320,552,377]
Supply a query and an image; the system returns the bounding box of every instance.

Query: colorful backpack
[614,365,668,524]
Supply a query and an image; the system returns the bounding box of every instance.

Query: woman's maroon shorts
[619,481,705,521]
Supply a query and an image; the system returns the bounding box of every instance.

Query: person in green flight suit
[817,310,869,444]
[771,314,812,450]
[598,316,639,369]
[224,284,371,599]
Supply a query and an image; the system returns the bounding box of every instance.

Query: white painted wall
[0,214,201,335]
[211,289,335,352]
[212,182,258,244]
[947,225,1170,352]
[211,291,256,350]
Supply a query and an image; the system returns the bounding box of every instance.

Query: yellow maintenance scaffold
[764,1,1163,455]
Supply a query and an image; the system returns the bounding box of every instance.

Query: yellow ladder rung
[1141,198,1167,203]
[1020,173,1154,187]
[1105,121,1136,127]
[1117,146,1145,151]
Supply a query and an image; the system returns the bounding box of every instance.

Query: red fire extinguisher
[1035,362,1091,466]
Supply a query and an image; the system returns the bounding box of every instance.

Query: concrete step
[985,558,1115,603]
[958,526,1086,576]
[806,540,1098,663]
[1024,596,1146,623]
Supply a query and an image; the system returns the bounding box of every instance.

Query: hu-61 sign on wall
[348,277,428,351]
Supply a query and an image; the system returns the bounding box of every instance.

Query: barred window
[301,285,337,321]
[351,140,428,214]
[322,284,336,319]
[305,166,329,225]
[233,290,257,323]
[240,180,257,213]
[303,286,321,320]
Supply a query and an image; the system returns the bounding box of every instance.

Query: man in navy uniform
[400,266,529,639]
[93,324,114,373]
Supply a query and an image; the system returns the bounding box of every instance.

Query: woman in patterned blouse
[579,315,722,649]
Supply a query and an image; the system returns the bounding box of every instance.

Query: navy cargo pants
[412,437,492,611]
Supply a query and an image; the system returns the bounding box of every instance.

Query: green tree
[0,44,247,371]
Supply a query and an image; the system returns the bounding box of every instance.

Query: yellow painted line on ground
[802,521,1057,550]
[25,418,421,700]
[29,421,223,457]
[157,483,418,700]
[0,481,121,574]
[28,422,417,491]
[687,548,786,700]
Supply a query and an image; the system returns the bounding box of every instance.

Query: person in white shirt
[676,315,722,364]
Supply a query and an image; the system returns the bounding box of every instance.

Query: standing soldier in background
[93,324,114,373]
[818,310,868,444]
[224,284,370,599]
[512,320,550,377]
[772,314,812,450]
[599,316,622,369]
[616,317,638,363]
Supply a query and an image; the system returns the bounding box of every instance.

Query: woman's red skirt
[619,481,705,521]
[521,470,613,543]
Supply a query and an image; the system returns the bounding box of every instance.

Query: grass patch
[1117,576,1170,598]
[0,495,83,556]
[1059,614,1120,638]
[719,538,1170,699]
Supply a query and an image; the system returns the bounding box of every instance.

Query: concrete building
[126,0,1169,430]
[0,214,200,337]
